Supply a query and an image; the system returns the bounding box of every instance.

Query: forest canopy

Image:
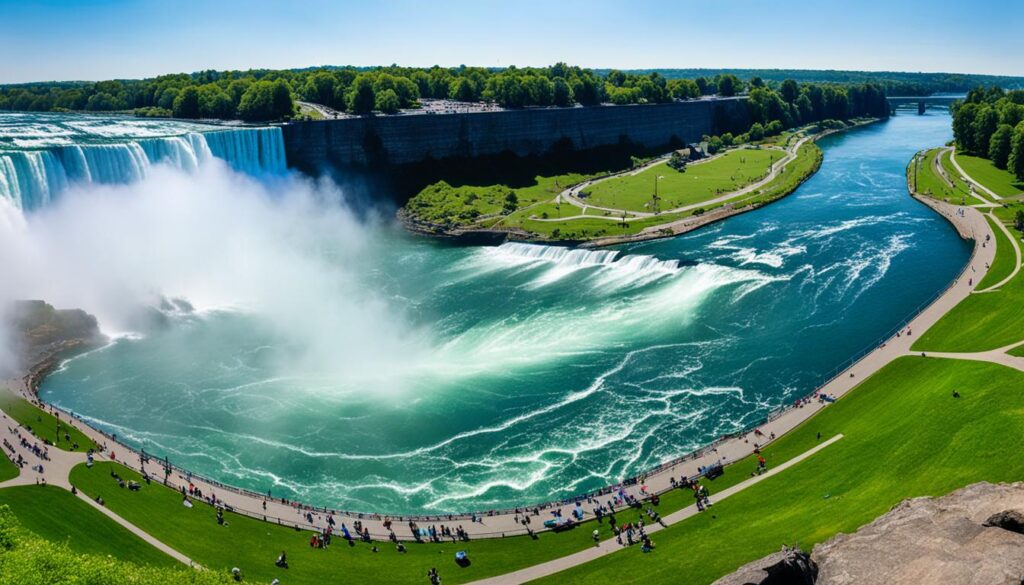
[0,63,1002,123]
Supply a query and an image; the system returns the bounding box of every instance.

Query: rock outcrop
[714,482,1024,585]
[712,546,817,585]
[3,300,106,389]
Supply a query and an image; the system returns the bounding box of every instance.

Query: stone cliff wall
[281,98,749,172]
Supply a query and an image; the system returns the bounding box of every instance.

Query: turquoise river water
[8,111,968,515]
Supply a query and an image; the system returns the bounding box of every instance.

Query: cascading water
[7,111,975,515]
[0,120,287,210]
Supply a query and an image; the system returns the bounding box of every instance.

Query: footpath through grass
[0,485,175,567]
[0,392,97,452]
[956,153,1024,198]
[977,215,1017,290]
[583,149,777,213]
[70,459,724,585]
[914,224,1024,352]
[538,357,1024,584]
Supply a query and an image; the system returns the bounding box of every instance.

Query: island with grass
[400,118,878,245]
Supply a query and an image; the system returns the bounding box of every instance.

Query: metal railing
[36,176,978,537]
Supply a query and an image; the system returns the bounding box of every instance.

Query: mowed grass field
[0,485,175,567]
[537,357,1024,584]
[0,391,97,452]
[956,153,1024,198]
[582,148,777,213]
[70,458,738,585]
[913,237,1024,352]
[977,215,1018,290]
[0,449,18,481]
[914,148,964,202]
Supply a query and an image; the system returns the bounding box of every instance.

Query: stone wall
[280,98,749,172]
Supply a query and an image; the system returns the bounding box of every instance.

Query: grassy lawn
[0,485,176,566]
[0,392,97,452]
[938,149,978,201]
[0,448,18,482]
[991,200,1024,224]
[977,215,1017,289]
[914,149,965,202]
[913,241,1024,352]
[70,459,729,585]
[405,173,603,228]
[537,357,1024,584]
[735,142,821,208]
[956,153,1024,198]
[582,149,777,213]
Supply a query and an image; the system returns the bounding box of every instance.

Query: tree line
[613,69,1024,97]
[1,64,890,123]
[952,87,1024,181]
[702,80,891,153]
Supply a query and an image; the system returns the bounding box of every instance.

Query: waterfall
[0,126,287,211]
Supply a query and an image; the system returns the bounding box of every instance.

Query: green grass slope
[0,485,175,567]
[537,357,1024,584]
[583,149,777,212]
[956,154,1024,198]
[0,393,97,452]
[976,215,1017,290]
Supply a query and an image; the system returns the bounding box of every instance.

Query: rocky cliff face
[3,300,105,388]
[714,482,1024,585]
[282,98,750,171]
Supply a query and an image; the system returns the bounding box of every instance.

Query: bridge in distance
[887,95,962,114]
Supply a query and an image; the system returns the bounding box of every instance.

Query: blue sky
[1,0,1022,83]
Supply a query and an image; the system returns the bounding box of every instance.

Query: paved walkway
[469,435,845,585]
[950,148,1003,201]
[0,196,997,544]
[0,409,199,567]
[976,211,1023,292]
[560,142,795,219]
[0,164,1018,582]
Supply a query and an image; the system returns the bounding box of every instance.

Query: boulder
[712,546,817,585]
[713,482,1024,585]
[813,482,1024,585]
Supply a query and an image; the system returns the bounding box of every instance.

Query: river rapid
[22,110,968,515]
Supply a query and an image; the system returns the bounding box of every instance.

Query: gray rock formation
[2,300,106,386]
[712,546,817,585]
[715,482,1024,585]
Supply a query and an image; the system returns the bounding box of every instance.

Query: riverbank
[402,118,880,247]
[0,162,989,543]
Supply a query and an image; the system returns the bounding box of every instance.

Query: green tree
[172,86,200,118]
[989,124,1014,169]
[450,77,478,102]
[748,122,765,141]
[553,77,573,107]
[780,79,800,103]
[973,106,1000,156]
[302,71,337,107]
[502,191,519,213]
[348,75,376,114]
[375,88,401,114]
[197,85,234,119]
[952,102,980,153]
[1009,123,1024,181]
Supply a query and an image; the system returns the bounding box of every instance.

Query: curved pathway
[950,148,1003,201]
[975,211,1022,293]
[468,434,846,585]
[0,410,199,567]
[560,142,796,219]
